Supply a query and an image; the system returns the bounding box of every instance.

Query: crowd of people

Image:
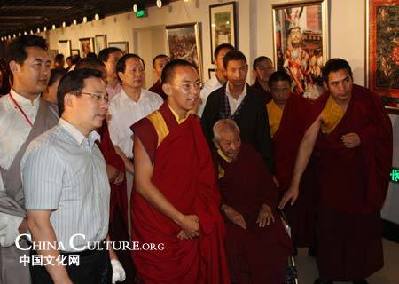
[0,34,393,284]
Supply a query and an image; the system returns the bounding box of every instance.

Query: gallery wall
[41,0,366,87]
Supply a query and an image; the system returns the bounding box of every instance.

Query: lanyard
[9,93,34,127]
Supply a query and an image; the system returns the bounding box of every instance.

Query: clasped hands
[176,214,200,240]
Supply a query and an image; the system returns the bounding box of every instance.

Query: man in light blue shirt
[22,68,124,284]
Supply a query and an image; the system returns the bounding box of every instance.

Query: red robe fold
[271,94,318,247]
[131,103,230,284]
[311,85,393,280]
[97,123,135,282]
[218,143,292,284]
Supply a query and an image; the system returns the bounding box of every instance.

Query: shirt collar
[120,88,144,103]
[10,89,41,108]
[225,82,247,100]
[167,104,189,124]
[59,118,100,146]
[217,148,233,163]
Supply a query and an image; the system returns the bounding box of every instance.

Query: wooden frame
[166,22,203,80]
[71,49,80,56]
[58,40,71,57]
[366,0,399,109]
[108,42,129,54]
[79,37,95,58]
[95,35,107,53]
[208,68,216,80]
[272,0,329,98]
[209,2,237,63]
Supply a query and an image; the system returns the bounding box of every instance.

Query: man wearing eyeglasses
[130,59,230,283]
[21,68,115,283]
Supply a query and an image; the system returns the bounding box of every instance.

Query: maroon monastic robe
[130,103,230,284]
[218,143,292,284]
[149,80,167,100]
[97,123,135,283]
[272,94,318,248]
[311,85,393,280]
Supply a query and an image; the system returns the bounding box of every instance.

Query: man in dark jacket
[201,50,273,170]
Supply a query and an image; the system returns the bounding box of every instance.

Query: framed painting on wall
[272,0,329,99]
[367,0,399,109]
[79,37,95,58]
[108,42,129,54]
[209,2,237,63]
[95,35,107,53]
[58,40,71,57]
[71,49,80,56]
[166,22,203,79]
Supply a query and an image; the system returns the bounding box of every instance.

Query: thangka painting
[272,0,329,99]
[166,22,203,80]
[367,0,399,108]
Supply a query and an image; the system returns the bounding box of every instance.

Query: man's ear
[64,93,74,110]
[162,82,171,97]
[9,60,20,74]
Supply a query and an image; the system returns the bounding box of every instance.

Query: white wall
[42,0,366,86]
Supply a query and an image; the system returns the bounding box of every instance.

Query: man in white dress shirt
[0,35,58,283]
[107,53,163,206]
[198,43,234,116]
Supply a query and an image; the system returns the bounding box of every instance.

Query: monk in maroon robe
[214,119,292,284]
[267,71,318,249]
[130,59,230,283]
[280,59,393,284]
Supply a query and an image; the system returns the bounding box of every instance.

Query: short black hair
[214,43,234,60]
[322,58,353,83]
[71,54,81,65]
[75,58,105,70]
[160,59,196,84]
[268,70,292,87]
[6,35,48,64]
[116,53,145,78]
[253,56,272,69]
[98,47,122,63]
[223,50,246,69]
[57,68,103,115]
[48,68,67,86]
[152,54,169,68]
[54,53,65,63]
[86,52,97,60]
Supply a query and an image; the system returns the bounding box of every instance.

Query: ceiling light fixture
[83,16,87,23]
[133,4,138,12]
[62,21,66,28]
[43,27,47,32]
[95,13,99,21]
[52,24,56,30]
[156,0,162,8]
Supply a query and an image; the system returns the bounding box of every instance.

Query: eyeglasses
[174,81,203,92]
[78,91,108,103]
